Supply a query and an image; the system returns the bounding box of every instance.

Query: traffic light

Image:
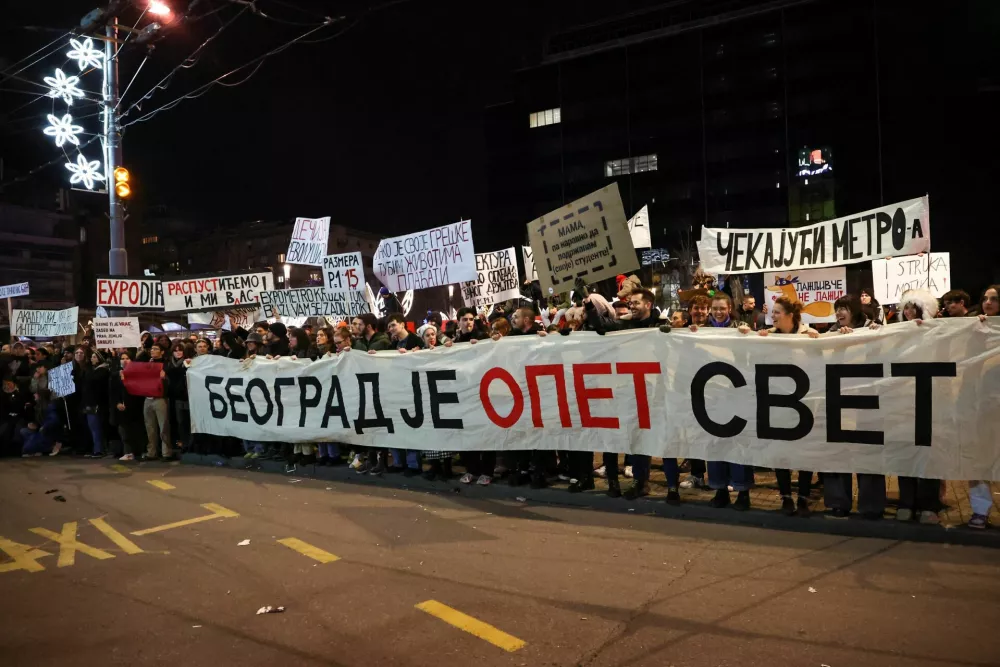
[113,166,131,198]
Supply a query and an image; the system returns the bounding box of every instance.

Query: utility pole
[104,15,127,278]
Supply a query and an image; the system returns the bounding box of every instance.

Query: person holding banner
[166,342,193,456]
[139,343,173,462]
[828,294,873,334]
[967,285,999,529]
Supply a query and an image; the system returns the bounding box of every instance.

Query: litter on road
[237,539,251,546]
[256,606,285,615]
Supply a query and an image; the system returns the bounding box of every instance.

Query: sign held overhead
[92,317,141,348]
[258,286,371,320]
[286,216,330,266]
[161,272,272,313]
[872,252,951,304]
[96,277,164,309]
[460,247,521,308]
[321,252,365,294]
[0,282,30,299]
[11,307,78,337]
[373,220,477,291]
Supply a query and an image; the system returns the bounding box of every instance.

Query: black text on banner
[258,286,371,320]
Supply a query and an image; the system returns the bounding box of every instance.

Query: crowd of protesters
[2,276,997,530]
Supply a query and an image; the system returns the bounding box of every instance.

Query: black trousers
[462,452,497,477]
[687,459,706,479]
[776,469,813,498]
[898,477,941,512]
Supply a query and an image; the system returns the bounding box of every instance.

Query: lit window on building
[529,107,561,128]
[142,235,158,245]
[309,272,321,282]
[277,276,284,285]
[605,154,658,177]
[278,253,286,263]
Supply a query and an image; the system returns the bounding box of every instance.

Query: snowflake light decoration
[43,68,85,105]
[66,37,104,71]
[43,113,84,147]
[65,153,106,190]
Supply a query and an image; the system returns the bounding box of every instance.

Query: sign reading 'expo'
[96,277,164,309]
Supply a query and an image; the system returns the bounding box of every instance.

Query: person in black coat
[266,322,290,357]
[79,350,111,457]
[165,341,193,454]
[109,349,145,461]
[0,377,33,456]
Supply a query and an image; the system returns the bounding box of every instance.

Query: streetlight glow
[148,1,172,17]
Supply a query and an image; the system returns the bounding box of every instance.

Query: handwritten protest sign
[93,317,141,348]
[48,362,75,398]
[0,282,29,299]
[96,277,163,309]
[764,267,846,325]
[259,287,370,320]
[460,247,521,307]
[286,216,330,266]
[161,272,272,313]
[872,252,951,304]
[527,183,639,294]
[11,307,78,337]
[373,220,476,291]
[521,246,537,282]
[628,205,651,249]
[321,252,365,294]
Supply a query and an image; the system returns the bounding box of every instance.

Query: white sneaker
[624,466,634,479]
[460,473,474,484]
[349,454,362,469]
[49,442,62,456]
[679,475,703,489]
[919,510,940,525]
[594,465,607,479]
[476,475,492,486]
[119,453,135,461]
[557,473,571,481]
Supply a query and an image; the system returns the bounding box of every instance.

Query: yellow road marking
[89,518,143,555]
[110,464,130,473]
[131,503,239,536]
[0,537,53,573]
[30,522,114,568]
[415,600,526,652]
[146,480,175,491]
[277,538,340,563]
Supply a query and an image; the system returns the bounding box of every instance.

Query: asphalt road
[1,459,998,667]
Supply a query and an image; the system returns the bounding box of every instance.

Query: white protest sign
[321,252,365,294]
[763,267,846,325]
[697,196,930,274]
[48,362,75,398]
[258,287,371,320]
[527,182,639,294]
[286,216,330,266]
[521,246,537,281]
[187,307,263,331]
[627,205,651,249]
[161,272,272,313]
[187,319,1000,481]
[92,317,141,348]
[460,247,521,308]
[11,307,78,337]
[373,220,476,291]
[96,277,164,309]
[0,282,30,299]
[872,252,951,304]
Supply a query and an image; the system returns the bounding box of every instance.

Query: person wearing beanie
[378,286,403,316]
[266,322,290,357]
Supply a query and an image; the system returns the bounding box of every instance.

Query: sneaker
[349,454,363,470]
[623,466,634,479]
[567,477,595,493]
[594,465,607,479]
[665,489,681,506]
[829,508,850,519]
[460,473,474,484]
[356,460,373,474]
[243,451,254,459]
[796,496,811,518]
[623,480,649,500]
[710,488,730,508]
[606,478,621,498]
[733,490,751,511]
[119,453,134,462]
[49,442,63,456]
[918,510,940,525]
[249,452,260,459]
[968,514,989,530]
[141,454,159,462]
[476,475,492,486]
[896,508,913,521]
[780,496,796,516]
[369,462,386,476]
[679,475,704,490]
[284,463,296,474]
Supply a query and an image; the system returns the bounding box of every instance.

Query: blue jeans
[707,461,755,491]
[317,443,340,459]
[242,440,264,454]
[631,457,680,488]
[389,448,420,470]
[86,413,105,455]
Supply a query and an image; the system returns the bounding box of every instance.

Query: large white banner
[764,267,846,325]
[96,277,164,309]
[162,272,273,313]
[460,247,520,308]
[92,317,141,348]
[628,205,651,249]
[0,282,30,299]
[698,196,930,274]
[286,216,330,266]
[11,307,78,337]
[258,287,371,320]
[373,220,476,291]
[187,318,1000,480]
[872,252,951,304]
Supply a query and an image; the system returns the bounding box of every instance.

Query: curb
[181,454,1000,549]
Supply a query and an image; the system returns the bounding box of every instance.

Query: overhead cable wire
[0,133,102,191]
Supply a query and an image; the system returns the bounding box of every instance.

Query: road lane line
[415,600,526,652]
[277,538,340,563]
[109,464,131,474]
[89,518,143,554]
[30,522,115,568]
[131,503,239,536]
[146,480,175,491]
[0,537,53,573]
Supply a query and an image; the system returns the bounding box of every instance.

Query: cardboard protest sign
[286,216,330,266]
[521,246,537,282]
[373,220,476,291]
[48,362,75,398]
[96,277,164,309]
[11,307,78,337]
[258,287,371,320]
[92,317,141,348]
[0,282,29,299]
[763,267,846,324]
[628,205,651,249]
[321,252,365,294]
[161,272,272,313]
[123,362,163,398]
[697,196,930,274]
[187,307,262,331]
[460,247,521,308]
[527,183,639,294]
[872,252,951,304]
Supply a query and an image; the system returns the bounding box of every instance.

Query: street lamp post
[104,16,126,278]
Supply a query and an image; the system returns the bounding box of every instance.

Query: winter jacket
[266,337,290,358]
[708,316,740,329]
[738,308,767,331]
[164,357,189,400]
[585,302,665,333]
[453,328,488,343]
[79,363,110,411]
[765,322,818,335]
[394,332,425,351]
[1,385,33,422]
[108,366,145,425]
[355,331,392,352]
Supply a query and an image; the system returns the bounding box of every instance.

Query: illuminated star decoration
[43,113,84,147]
[65,37,104,71]
[43,68,85,105]
[65,153,106,190]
